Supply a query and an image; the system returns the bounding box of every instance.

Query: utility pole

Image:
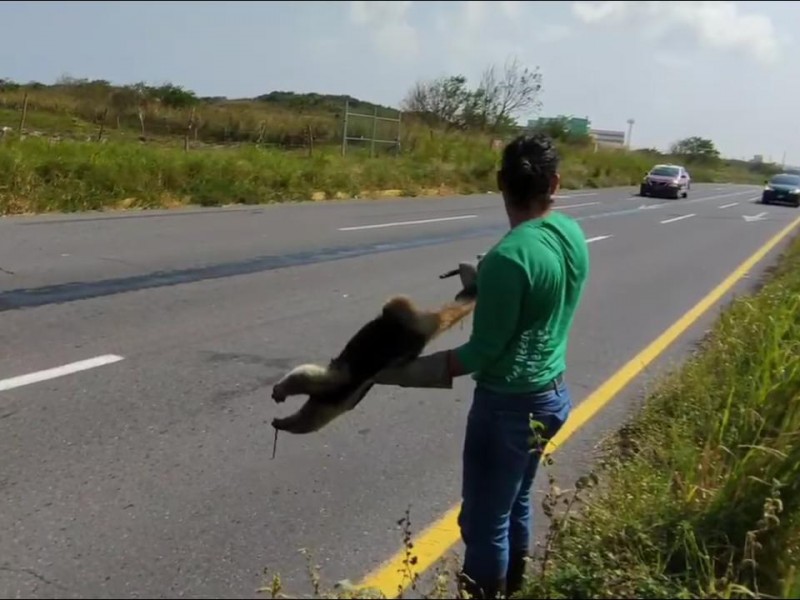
[626,118,635,149]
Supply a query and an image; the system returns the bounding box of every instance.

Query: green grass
[0,133,771,216]
[0,133,492,214]
[519,233,800,599]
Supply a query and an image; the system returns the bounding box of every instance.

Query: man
[374,133,590,598]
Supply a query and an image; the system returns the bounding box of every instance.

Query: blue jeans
[457,378,572,591]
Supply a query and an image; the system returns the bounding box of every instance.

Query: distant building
[752,154,764,164]
[528,116,591,137]
[590,129,626,148]
[527,115,628,149]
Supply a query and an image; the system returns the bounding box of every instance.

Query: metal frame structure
[341,99,402,157]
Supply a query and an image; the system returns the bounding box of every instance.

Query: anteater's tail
[432,299,476,339]
[382,294,476,341]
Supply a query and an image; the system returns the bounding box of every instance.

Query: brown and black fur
[271,280,477,435]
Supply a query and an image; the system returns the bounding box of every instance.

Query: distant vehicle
[639,164,691,199]
[762,173,800,207]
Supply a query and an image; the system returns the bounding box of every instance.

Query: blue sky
[1,1,798,163]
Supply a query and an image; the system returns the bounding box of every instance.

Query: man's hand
[455,259,481,302]
[373,350,454,389]
[458,253,486,289]
[458,261,478,289]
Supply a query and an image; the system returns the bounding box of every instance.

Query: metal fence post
[341,99,350,157]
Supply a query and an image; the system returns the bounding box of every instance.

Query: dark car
[762,173,800,207]
[639,164,691,199]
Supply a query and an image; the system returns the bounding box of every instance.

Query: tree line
[401,56,543,134]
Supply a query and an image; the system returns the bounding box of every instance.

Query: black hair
[498,133,560,210]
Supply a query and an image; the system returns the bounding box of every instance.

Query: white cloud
[536,23,573,43]
[349,1,418,62]
[571,1,782,64]
[461,1,487,28]
[434,0,569,70]
[572,0,629,23]
[433,1,493,67]
[652,51,691,70]
[499,1,523,19]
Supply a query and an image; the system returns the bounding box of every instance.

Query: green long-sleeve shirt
[454,210,590,393]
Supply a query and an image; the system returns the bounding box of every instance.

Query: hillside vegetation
[0,66,780,215]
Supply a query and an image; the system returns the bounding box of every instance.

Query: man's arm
[374,251,528,389]
[451,251,527,375]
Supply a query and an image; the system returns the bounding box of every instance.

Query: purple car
[639,164,691,199]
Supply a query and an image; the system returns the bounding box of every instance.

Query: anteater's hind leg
[271,363,349,403]
[272,380,375,434]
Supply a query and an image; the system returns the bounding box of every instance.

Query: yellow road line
[357,214,800,599]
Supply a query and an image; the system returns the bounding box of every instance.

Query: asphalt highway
[1,182,797,598]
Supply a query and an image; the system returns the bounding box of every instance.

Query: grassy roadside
[0,79,778,215]
[519,231,800,599]
[0,134,768,216]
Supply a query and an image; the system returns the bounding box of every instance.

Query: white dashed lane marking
[586,235,613,243]
[339,215,477,231]
[558,201,600,210]
[660,214,696,225]
[0,355,125,393]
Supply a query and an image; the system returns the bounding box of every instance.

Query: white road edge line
[660,213,696,224]
[558,201,600,210]
[0,354,125,392]
[555,192,598,199]
[338,215,477,231]
[718,202,739,209]
[586,235,612,243]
